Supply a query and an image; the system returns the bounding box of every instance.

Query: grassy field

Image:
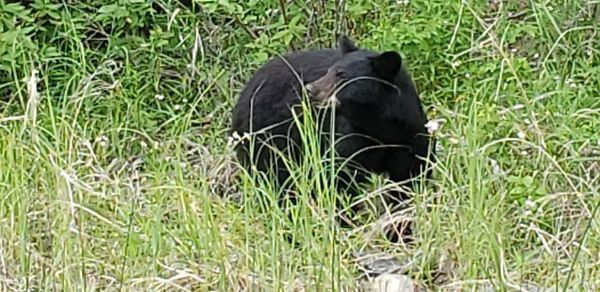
[1,0,599,291]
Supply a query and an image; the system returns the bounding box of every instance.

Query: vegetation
[0,0,598,290]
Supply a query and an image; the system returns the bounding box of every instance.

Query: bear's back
[232,49,341,134]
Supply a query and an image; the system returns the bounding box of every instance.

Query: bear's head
[306,35,403,108]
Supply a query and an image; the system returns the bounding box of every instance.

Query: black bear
[231,35,434,240]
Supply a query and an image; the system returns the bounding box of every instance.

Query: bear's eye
[335,70,347,79]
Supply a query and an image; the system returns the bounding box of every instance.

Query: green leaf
[254,52,269,63]
[272,30,288,40]
[98,4,119,14]
[3,3,26,14]
[283,34,293,46]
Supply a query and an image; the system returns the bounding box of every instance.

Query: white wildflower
[425,120,440,135]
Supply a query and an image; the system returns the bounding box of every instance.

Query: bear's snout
[306,83,331,104]
[306,74,338,106]
[305,83,317,96]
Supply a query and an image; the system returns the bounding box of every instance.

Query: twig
[279,0,296,51]
[234,15,257,39]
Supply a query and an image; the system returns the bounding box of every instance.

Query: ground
[0,0,599,291]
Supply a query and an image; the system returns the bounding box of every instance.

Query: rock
[352,249,410,278]
[371,274,417,292]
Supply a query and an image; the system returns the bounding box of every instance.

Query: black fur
[231,35,434,241]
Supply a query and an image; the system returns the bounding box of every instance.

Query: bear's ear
[338,34,358,53]
[372,51,402,80]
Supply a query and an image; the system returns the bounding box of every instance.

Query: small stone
[525,199,536,209]
[371,274,416,292]
[97,135,109,147]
